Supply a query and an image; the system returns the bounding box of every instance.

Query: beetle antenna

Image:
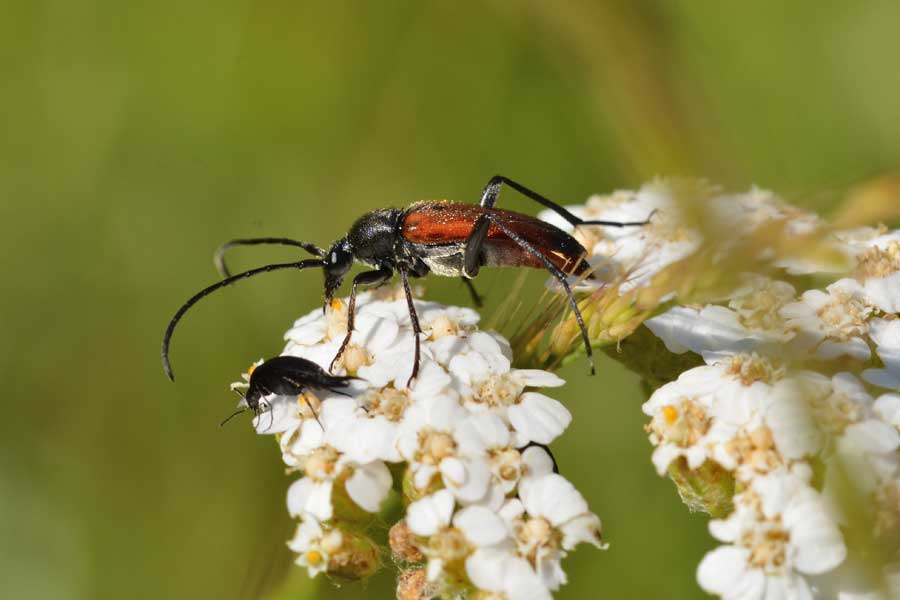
[214,238,326,278]
[162,258,323,381]
[219,408,246,427]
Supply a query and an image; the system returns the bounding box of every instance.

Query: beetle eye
[326,245,352,278]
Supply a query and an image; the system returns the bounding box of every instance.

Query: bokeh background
[3,2,900,599]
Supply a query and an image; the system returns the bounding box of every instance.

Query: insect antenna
[220,388,249,427]
[219,408,247,427]
[214,238,326,278]
[161,258,323,381]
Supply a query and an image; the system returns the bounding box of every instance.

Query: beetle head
[324,238,353,304]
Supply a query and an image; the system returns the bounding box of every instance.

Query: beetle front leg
[329,266,393,374]
[399,268,422,388]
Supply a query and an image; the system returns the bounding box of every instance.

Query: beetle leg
[399,268,422,388]
[485,213,596,375]
[329,267,393,374]
[461,278,484,308]
[480,175,652,228]
[214,237,326,278]
[463,214,489,278]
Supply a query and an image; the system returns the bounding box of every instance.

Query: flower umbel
[235,290,600,595]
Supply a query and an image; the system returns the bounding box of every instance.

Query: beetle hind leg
[484,213,596,376]
[479,174,652,228]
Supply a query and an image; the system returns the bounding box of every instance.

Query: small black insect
[223,355,357,427]
[163,175,650,386]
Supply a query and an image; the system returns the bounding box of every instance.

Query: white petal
[413,464,437,491]
[287,477,333,521]
[766,395,821,459]
[407,489,455,536]
[519,474,588,526]
[651,444,683,475]
[453,505,509,546]
[466,547,509,592]
[522,445,555,479]
[863,272,900,313]
[697,546,764,598]
[458,413,508,451]
[783,489,846,574]
[345,461,392,513]
[874,393,900,427]
[439,456,467,486]
[508,393,571,444]
[426,557,444,582]
[558,513,603,550]
[446,456,491,504]
[514,369,565,388]
[502,556,553,600]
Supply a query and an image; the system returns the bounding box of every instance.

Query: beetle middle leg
[480,175,653,228]
[329,266,394,374]
[461,278,484,307]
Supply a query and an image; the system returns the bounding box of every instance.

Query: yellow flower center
[725,426,782,475]
[303,446,340,481]
[490,448,522,482]
[471,373,524,408]
[363,387,410,422]
[429,315,459,340]
[305,550,323,565]
[427,527,470,563]
[816,291,871,340]
[418,429,456,465]
[856,241,900,279]
[341,343,371,374]
[513,517,561,565]
[662,405,679,425]
[725,353,784,385]
[649,399,710,447]
[730,279,794,330]
[743,522,790,571]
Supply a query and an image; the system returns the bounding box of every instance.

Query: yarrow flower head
[231,289,602,595]
[697,466,847,600]
[536,180,900,598]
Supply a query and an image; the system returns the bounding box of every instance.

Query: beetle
[162,175,651,385]
[223,355,357,427]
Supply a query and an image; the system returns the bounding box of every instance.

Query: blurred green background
[3,1,900,599]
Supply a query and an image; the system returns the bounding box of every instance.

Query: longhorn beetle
[162,175,651,385]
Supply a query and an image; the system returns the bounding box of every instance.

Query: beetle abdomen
[401,201,590,275]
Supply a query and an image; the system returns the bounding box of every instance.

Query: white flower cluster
[232,288,604,597]
[540,181,900,599]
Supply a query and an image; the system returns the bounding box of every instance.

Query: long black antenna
[161,258,323,381]
[214,238,325,278]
